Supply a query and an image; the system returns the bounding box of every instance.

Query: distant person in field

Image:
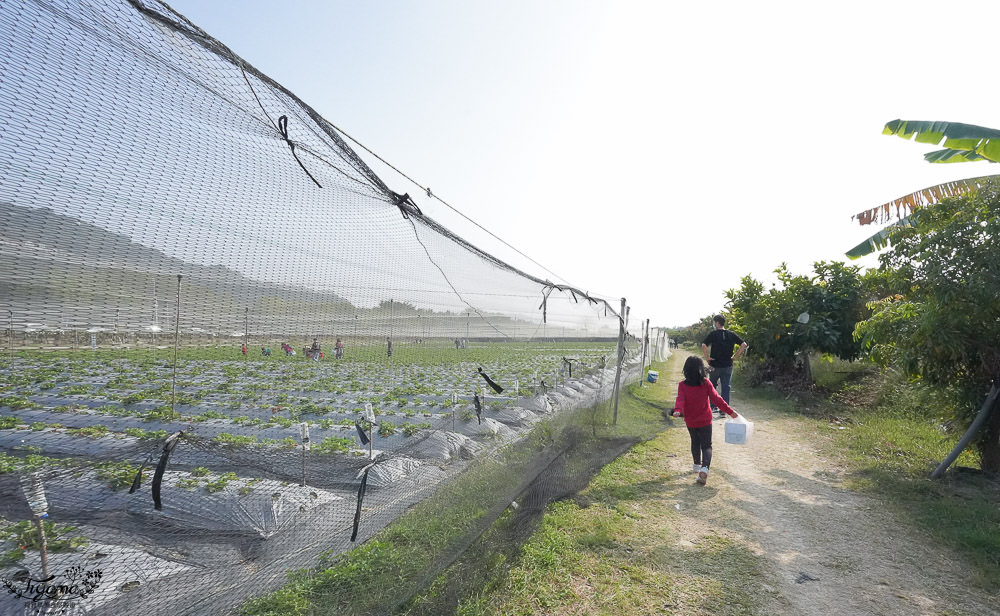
[335,338,343,359]
[310,338,321,361]
[386,337,393,358]
[241,343,247,356]
[701,315,748,417]
[672,355,739,485]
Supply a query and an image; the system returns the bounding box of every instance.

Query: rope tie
[277,115,322,188]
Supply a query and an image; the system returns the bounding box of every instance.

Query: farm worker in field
[701,314,748,417]
[672,356,739,485]
[335,338,344,359]
[241,343,247,356]
[386,337,393,357]
[311,338,321,361]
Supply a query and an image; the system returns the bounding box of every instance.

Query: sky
[165,0,1000,328]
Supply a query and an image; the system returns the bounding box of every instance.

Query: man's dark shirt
[702,329,744,368]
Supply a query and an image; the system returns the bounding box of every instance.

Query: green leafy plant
[377,421,396,438]
[205,472,239,493]
[314,436,353,454]
[213,433,257,447]
[121,392,147,405]
[400,422,431,437]
[0,520,88,565]
[0,396,38,410]
[123,427,167,440]
[95,460,139,491]
[68,425,111,438]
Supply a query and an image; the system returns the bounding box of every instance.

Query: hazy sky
[165,0,1000,327]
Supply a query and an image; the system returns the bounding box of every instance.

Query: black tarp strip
[128,452,154,494]
[152,431,182,511]
[477,367,504,394]
[355,419,371,445]
[350,467,371,542]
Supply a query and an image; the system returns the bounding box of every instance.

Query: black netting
[0,1,656,614]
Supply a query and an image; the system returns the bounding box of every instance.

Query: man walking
[701,315,748,417]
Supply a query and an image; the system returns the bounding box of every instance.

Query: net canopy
[0,1,659,614]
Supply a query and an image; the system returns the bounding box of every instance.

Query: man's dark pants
[709,365,733,410]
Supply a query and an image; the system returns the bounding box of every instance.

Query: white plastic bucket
[724,414,754,445]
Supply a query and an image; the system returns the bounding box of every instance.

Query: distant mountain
[0,201,351,334]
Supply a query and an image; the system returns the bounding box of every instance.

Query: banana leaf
[851,175,1000,226]
[846,216,911,259]
[884,120,1000,163]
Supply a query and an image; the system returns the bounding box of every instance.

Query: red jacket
[673,379,736,428]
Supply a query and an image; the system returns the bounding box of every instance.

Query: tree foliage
[854,182,1000,472]
[666,315,714,347]
[725,261,869,371]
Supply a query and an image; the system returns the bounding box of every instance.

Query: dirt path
[661,357,999,616]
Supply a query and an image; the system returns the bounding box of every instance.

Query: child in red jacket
[672,355,740,485]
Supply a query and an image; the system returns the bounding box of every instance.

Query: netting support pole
[171,275,182,421]
[638,318,649,388]
[612,297,626,425]
[300,423,310,487]
[645,320,651,367]
[33,516,49,579]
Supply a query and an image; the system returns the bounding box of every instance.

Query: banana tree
[847,120,1000,259]
[851,120,1000,477]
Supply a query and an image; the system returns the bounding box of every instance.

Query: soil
[661,357,999,616]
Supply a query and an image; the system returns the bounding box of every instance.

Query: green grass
[833,405,999,585]
[438,354,767,616]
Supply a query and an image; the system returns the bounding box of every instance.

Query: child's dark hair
[682,355,707,386]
